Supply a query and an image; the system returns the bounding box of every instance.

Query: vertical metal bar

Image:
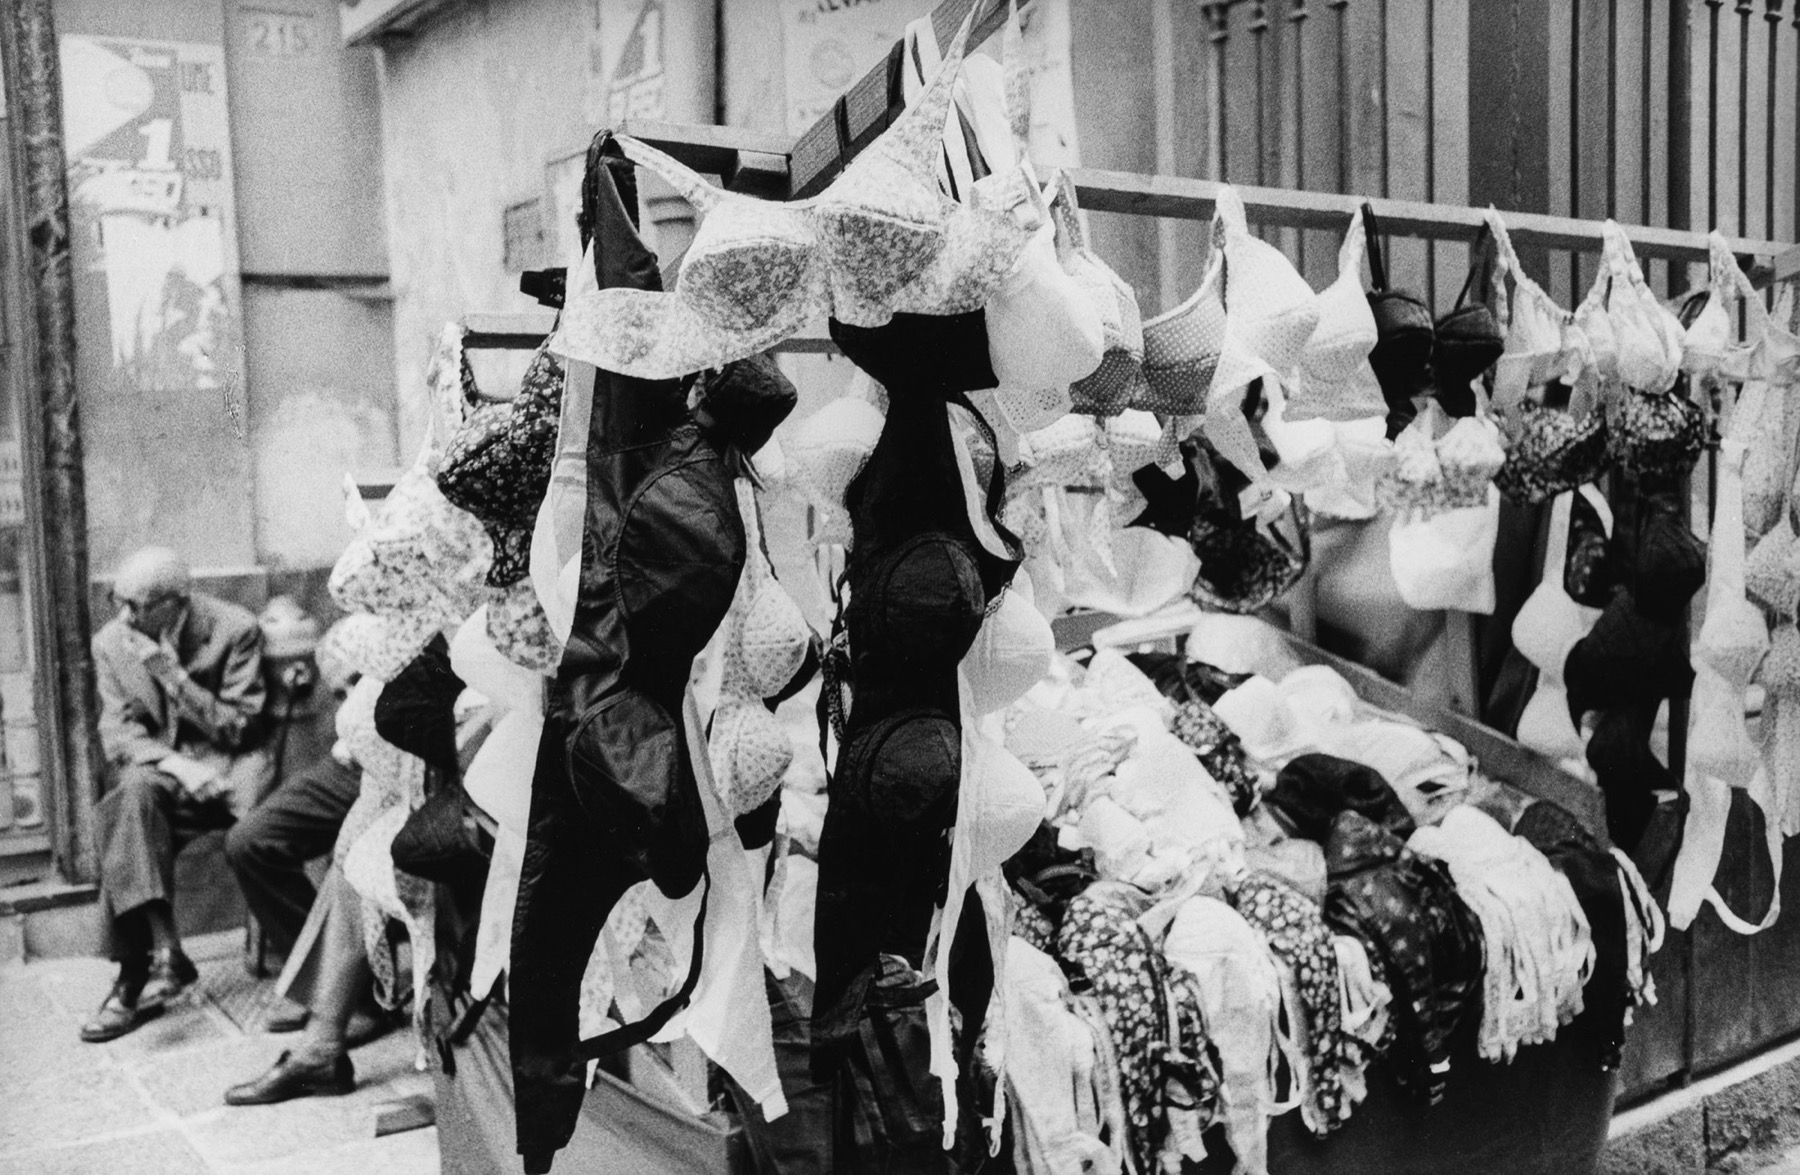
[1607,0,1618,215]
[1292,0,1308,271]
[1644,0,1655,225]
[1570,0,1582,295]
[1425,0,1437,309]
[1708,0,1723,229]
[1210,4,1231,181]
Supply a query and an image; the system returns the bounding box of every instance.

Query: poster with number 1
[59,36,243,425]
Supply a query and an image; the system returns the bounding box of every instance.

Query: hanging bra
[1668,436,1778,934]
[1513,490,1606,764]
[1362,203,1435,439]
[1184,436,1310,614]
[1564,484,1618,607]
[1495,388,1610,506]
[708,481,814,816]
[1138,248,1229,417]
[1215,186,1321,374]
[1430,225,1506,418]
[1627,492,1708,623]
[784,377,886,548]
[1285,207,1387,424]
[1577,220,1687,395]
[1376,402,1506,516]
[437,342,565,586]
[1563,588,1695,724]
[1485,207,1591,409]
[552,13,1032,380]
[1051,172,1148,417]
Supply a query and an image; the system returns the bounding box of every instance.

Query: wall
[52,0,396,580]
[373,0,715,456]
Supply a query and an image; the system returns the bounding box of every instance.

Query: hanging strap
[1362,202,1389,292]
[1453,222,1495,312]
[575,872,711,1058]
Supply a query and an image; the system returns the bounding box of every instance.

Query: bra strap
[1454,222,1495,311]
[1361,202,1389,292]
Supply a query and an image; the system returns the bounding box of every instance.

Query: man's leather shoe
[79,974,157,1043]
[262,995,310,1033]
[139,952,199,1010]
[224,1050,355,1106]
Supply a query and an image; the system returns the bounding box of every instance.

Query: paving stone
[183,1096,392,1167]
[0,1127,208,1175]
[0,1066,159,1154]
[212,1125,439,1175]
[126,1034,300,1119]
[0,998,107,1092]
[102,998,234,1063]
[32,955,122,1019]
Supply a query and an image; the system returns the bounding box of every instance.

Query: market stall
[301,1,1800,1173]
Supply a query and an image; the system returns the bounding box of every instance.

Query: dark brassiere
[1364,204,1435,438]
[1431,225,1505,417]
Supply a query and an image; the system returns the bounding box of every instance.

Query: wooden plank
[1151,0,1182,311]
[1166,2,1213,304]
[1384,0,1431,300]
[1616,0,1648,225]
[1767,6,1797,246]
[1646,0,1673,290]
[1547,0,1576,302]
[1778,244,1800,285]
[787,0,1021,198]
[1297,0,1345,289]
[1575,0,1611,300]
[1344,0,1387,200]
[614,119,793,176]
[1066,168,1792,264]
[1430,0,1470,314]
[1615,792,1695,1101]
[1272,0,1303,266]
[1224,1,1263,185]
[1741,1,1771,240]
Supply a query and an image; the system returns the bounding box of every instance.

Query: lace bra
[1285,207,1386,424]
[1376,404,1507,515]
[1494,394,1609,506]
[553,12,1031,380]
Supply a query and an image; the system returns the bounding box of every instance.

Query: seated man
[83,547,272,1042]
[223,629,367,1034]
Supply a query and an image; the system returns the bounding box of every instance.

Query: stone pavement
[0,932,437,1175]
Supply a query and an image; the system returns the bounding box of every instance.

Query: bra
[1285,207,1386,423]
[1576,220,1687,395]
[1692,440,1770,691]
[784,381,886,548]
[1265,751,1416,844]
[1628,492,1708,623]
[1184,438,1310,614]
[485,578,564,675]
[1485,208,1590,404]
[1494,394,1610,506]
[963,571,1054,715]
[329,466,493,644]
[1563,588,1696,723]
[1052,171,1147,417]
[1215,186,1321,374]
[552,13,1031,380]
[1362,204,1435,438]
[1513,491,1601,685]
[1564,485,1618,607]
[1606,382,1709,483]
[1376,404,1507,515]
[1430,228,1506,419]
[1138,249,1229,417]
[437,342,565,586]
[1171,698,1258,815]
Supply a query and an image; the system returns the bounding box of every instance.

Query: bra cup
[964,582,1054,716]
[1745,521,1800,616]
[850,533,988,670]
[1367,293,1436,403]
[813,196,948,313]
[1695,597,1771,690]
[711,696,794,816]
[1513,584,1594,684]
[962,730,1048,879]
[1433,305,1506,414]
[1139,273,1227,415]
[1495,401,1610,505]
[1632,507,1708,623]
[740,582,813,700]
[1516,684,1586,765]
[861,712,963,825]
[678,227,819,332]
